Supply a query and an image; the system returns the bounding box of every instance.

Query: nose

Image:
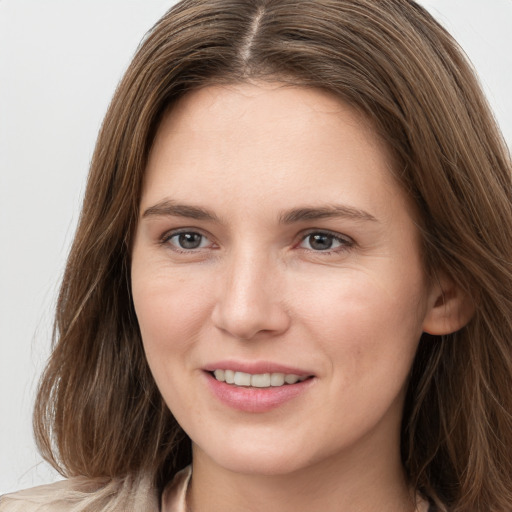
[211,250,291,341]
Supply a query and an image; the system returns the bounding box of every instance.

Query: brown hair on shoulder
[34,1,512,509]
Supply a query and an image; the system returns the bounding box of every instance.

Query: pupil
[310,234,333,250]
[179,233,202,249]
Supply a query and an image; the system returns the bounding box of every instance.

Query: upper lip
[203,360,314,377]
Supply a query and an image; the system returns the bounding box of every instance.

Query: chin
[192,434,323,477]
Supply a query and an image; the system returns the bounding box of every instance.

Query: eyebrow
[279,205,377,224]
[142,200,221,222]
[142,199,377,224]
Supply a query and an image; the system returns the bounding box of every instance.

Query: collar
[161,465,192,512]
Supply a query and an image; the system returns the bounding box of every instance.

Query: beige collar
[161,465,192,512]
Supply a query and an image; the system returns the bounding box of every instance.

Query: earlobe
[422,275,475,335]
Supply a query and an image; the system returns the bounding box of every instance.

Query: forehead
[142,82,407,222]
[154,82,383,157]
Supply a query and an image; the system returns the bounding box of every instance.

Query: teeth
[225,369,235,384]
[270,373,285,386]
[284,374,300,384]
[234,371,251,386]
[212,370,308,388]
[251,373,270,387]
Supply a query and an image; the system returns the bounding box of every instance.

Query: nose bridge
[212,243,290,340]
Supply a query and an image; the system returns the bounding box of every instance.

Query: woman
[2,0,511,511]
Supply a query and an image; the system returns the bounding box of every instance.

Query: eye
[164,231,212,251]
[299,231,353,252]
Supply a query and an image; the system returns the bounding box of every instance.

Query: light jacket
[0,466,191,512]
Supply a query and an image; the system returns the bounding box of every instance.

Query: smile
[212,369,310,388]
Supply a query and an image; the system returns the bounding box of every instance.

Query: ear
[422,272,475,335]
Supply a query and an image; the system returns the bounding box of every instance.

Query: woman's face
[131,83,440,476]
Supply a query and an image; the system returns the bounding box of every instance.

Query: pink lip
[203,360,313,377]
[202,361,315,413]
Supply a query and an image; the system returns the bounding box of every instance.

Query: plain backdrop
[1,0,511,494]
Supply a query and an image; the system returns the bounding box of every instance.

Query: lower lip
[204,372,314,413]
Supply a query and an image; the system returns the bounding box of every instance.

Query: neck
[187,441,419,512]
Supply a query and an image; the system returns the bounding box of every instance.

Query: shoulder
[0,472,158,512]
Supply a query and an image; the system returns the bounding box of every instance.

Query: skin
[131,83,446,512]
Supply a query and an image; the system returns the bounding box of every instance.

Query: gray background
[1,0,511,493]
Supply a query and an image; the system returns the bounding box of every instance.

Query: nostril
[211,299,291,341]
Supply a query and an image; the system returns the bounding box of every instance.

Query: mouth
[210,369,312,388]
[204,364,315,412]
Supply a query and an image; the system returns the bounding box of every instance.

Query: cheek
[131,263,212,363]
[293,269,427,380]
[131,271,212,421]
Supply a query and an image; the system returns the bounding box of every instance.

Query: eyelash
[297,230,354,254]
[160,229,215,253]
[160,229,354,255]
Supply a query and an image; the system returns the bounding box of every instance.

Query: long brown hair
[34,1,512,510]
